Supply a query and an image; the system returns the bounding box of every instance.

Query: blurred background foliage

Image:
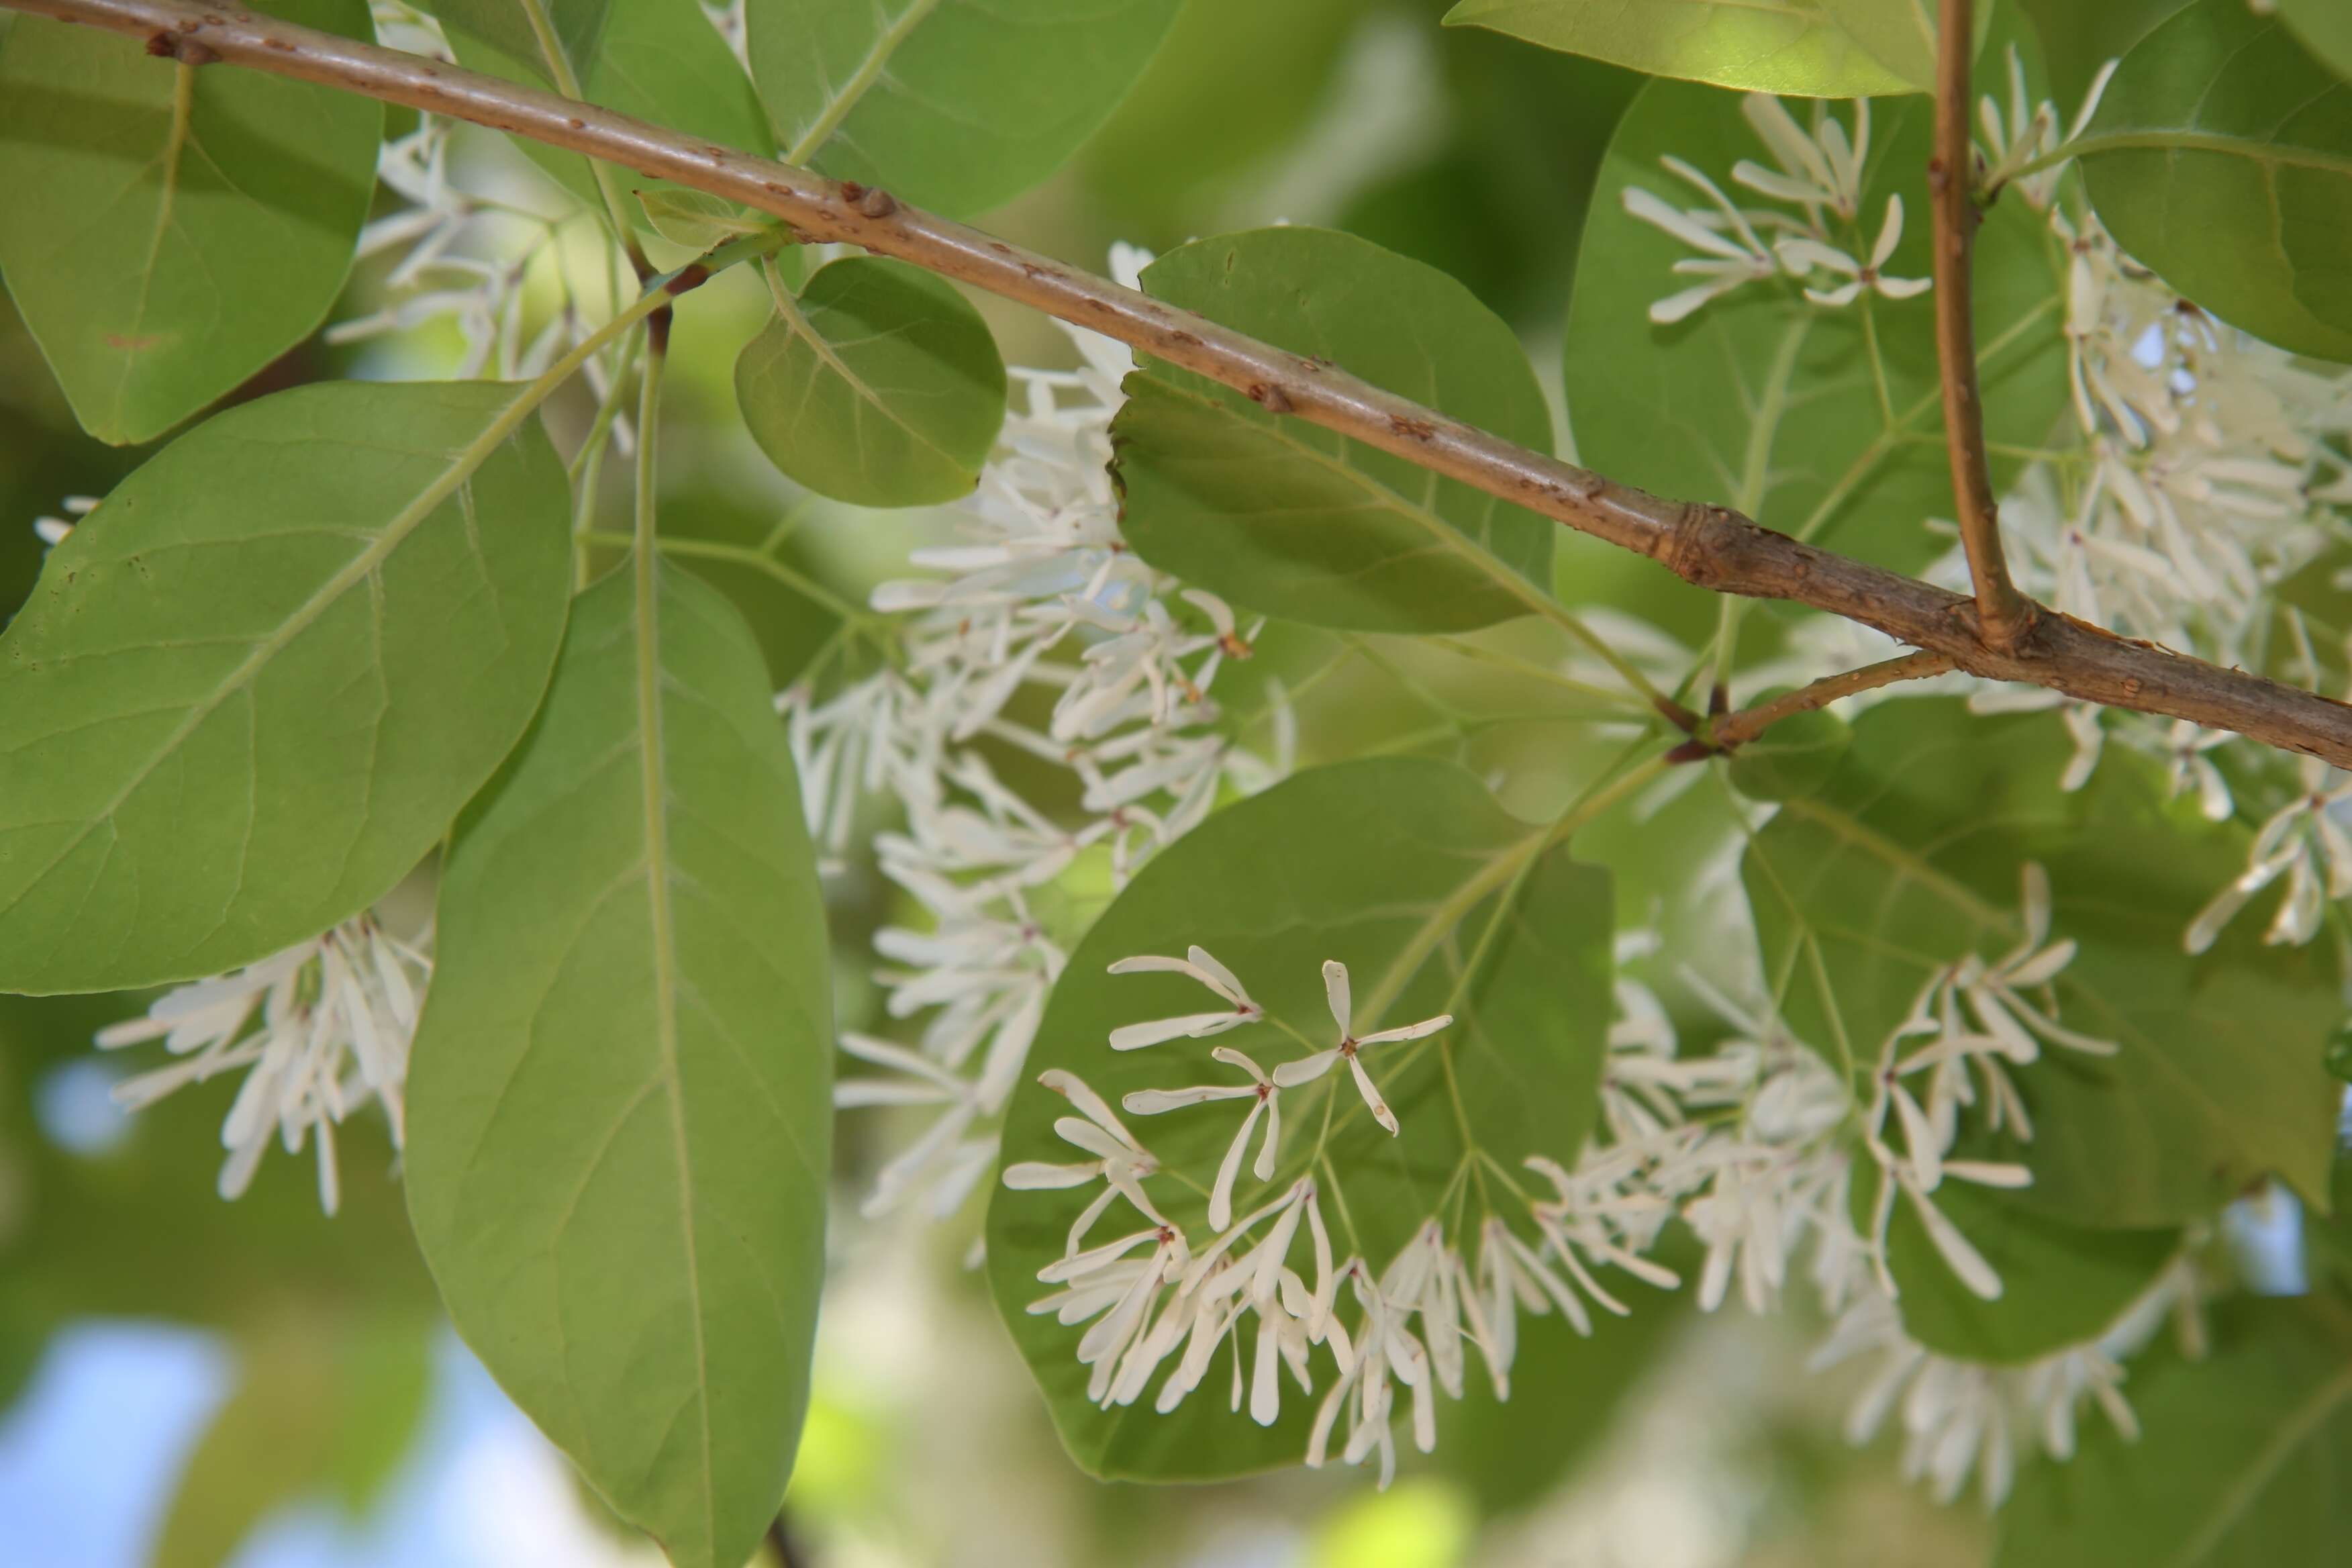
[0,1,2249,1565]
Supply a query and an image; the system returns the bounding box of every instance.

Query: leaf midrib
[108,58,197,434]
[766,281,967,471]
[2071,128,2352,178]
[632,560,715,1555]
[787,0,946,165]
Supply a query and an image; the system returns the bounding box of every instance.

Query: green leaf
[1565,77,2067,596]
[985,757,1614,1481]
[735,256,1006,507]
[745,0,1183,217]
[1996,1297,2352,1568]
[1442,0,1912,97]
[405,564,832,1568]
[1744,699,2341,1229]
[634,189,771,250]
[1818,0,1992,90]
[0,380,573,995]
[2076,0,2352,362]
[1112,227,1556,634]
[151,1317,433,1568]
[0,0,382,444]
[1724,700,1851,802]
[426,0,774,216]
[1873,1179,2179,1364]
[2279,0,2352,82]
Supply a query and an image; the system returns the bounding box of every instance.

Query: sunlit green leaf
[405,565,832,1568]
[0,0,381,444]
[746,0,1183,217]
[1818,0,1992,90]
[0,380,573,995]
[735,256,1006,507]
[986,758,1613,1481]
[1442,0,1910,97]
[1996,1297,2352,1567]
[1745,699,2341,1229]
[2077,0,2352,362]
[1112,227,1555,634]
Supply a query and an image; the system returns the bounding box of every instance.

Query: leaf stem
[1708,652,1956,752]
[513,0,650,279]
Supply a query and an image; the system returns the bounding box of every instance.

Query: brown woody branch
[1708,652,1957,754]
[1930,0,2032,652]
[13,0,2352,766]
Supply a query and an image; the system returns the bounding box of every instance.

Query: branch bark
[1930,0,2032,652]
[1708,652,1957,753]
[13,0,2352,765]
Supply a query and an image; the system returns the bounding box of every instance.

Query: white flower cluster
[94,914,431,1214]
[814,247,1293,1230]
[1622,96,1929,324]
[1007,865,2154,1503]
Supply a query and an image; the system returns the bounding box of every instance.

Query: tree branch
[1930,0,2032,651]
[1707,652,1957,753]
[14,0,2352,766]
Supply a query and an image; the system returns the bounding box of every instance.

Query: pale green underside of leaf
[1997,1297,2352,1568]
[1744,700,2340,1229]
[734,255,1006,507]
[0,379,573,994]
[404,565,831,1568]
[0,0,381,445]
[1113,226,1555,634]
[1566,79,2066,596]
[1442,0,1912,97]
[745,0,1183,217]
[430,0,773,215]
[2077,0,2352,363]
[985,757,1612,1483]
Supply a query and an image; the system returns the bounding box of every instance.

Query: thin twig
[1930,0,2031,651]
[15,0,2352,765]
[1707,652,1957,753]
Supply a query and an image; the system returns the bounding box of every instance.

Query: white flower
[1775,195,1931,307]
[2159,722,2235,822]
[31,493,97,548]
[97,914,429,1214]
[1105,945,1262,1049]
[1734,95,1868,221]
[1622,173,1779,325]
[1002,1069,1166,1258]
[1268,960,1452,1136]
[2186,756,2352,952]
[1030,1219,1192,1405]
[1124,1046,1283,1230]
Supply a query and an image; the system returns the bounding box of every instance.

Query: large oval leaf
[404,565,831,1568]
[2077,0,2352,362]
[1743,699,2341,1228]
[0,0,382,444]
[745,0,1183,217]
[984,757,1613,1481]
[1112,226,1557,634]
[734,256,1006,507]
[2279,0,2352,82]
[1996,1298,2352,1567]
[1563,73,2065,636]
[0,380,572,994]
[1442,0,1911,97]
